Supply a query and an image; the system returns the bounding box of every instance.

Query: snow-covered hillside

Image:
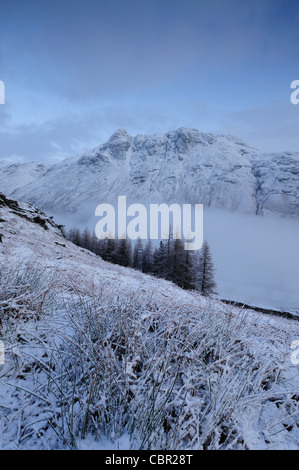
[1,128,299,219]
[0,160,48,197]
[0,194,299,449]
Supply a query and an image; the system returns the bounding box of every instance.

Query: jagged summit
[108,128,131,141]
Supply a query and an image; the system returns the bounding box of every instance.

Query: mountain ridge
[1,127,299,221]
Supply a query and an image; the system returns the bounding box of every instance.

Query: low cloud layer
[204,208,299,311]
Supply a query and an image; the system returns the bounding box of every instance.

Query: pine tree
[90,231,99,254]
[197,240,217,295]
[81,227,91,250]
[152,240,167,278]
[97,236,107,259]
[163,234,174,281]
[182,248,197,290]
[115,238,132,267]
[142,239,153,274]
[101,236,117,263]
[68,227,82,247]
[171,237,186,288]
[68,227,75,243]
[133,237,144,271]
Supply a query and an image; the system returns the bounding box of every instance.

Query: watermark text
[95,196,203,250]
[290,80,299,105]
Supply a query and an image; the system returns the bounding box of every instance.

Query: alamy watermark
[290,339,299,366]
[290,80,299,105]
[95,196,203,250]
[0,341,4,364]
[0,80,5,104]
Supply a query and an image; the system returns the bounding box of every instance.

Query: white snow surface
[0,160,48,196]
[0,196,298,450]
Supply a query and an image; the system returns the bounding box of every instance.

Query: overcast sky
[1,0,299,162]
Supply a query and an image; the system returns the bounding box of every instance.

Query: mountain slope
[0,160,48,196]
[1,128,299,220]
[0,194,299,449]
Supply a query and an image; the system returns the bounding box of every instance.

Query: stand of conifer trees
[68,228,217,295]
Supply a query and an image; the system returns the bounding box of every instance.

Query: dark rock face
[0,193,65,235]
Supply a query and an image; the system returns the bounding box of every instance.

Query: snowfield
[0,194,299,450]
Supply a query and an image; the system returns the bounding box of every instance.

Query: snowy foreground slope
[1,128,299,221]
[0,194,299,450]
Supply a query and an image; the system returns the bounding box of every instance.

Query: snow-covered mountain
[1,193,299,450]
[0,160,48,196]
[1,128,299,220]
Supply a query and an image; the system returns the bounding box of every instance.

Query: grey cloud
[218,101,299,153]
[0,104,184,162]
